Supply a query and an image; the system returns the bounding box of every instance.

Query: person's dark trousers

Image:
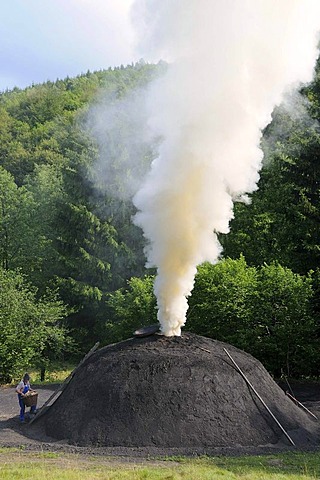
[18,394,25,421]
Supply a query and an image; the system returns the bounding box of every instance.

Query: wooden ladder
[29,342,99,425]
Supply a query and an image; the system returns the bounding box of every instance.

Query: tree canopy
[0,62,160,356]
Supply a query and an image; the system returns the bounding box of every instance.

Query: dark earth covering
[38,333,319,449]
[1,333,319,457]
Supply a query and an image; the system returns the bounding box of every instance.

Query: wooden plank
[223,347,295,447]
[286,391,318,420]
[29,342,99,425]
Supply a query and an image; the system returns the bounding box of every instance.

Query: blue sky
[0,0,137,92]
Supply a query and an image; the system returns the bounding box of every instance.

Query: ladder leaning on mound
[29,342,99,425]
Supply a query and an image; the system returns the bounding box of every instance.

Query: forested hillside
[0,62,160,379]
[1,56,320,380]
[221,58,320,276]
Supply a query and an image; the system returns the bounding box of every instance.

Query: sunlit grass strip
[0,462,318,480]
[212,451,320,476]
[170,453,320,478]
[4,364,76,386]
[1,450,320,480]
[16,362,76,385]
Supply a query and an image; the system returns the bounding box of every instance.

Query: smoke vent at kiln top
[36,333,319,450]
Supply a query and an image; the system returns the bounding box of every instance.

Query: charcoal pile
[39,333,319,448]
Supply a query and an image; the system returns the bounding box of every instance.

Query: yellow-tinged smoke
[132,0,320,336]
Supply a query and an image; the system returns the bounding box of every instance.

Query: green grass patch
[3,363,76,387]
[6,362,77,386]
[29,362,76,384]
[205,452,320,478]
[0,449,320,480]
[0,447,23,454]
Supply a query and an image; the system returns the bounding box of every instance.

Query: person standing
[16,373,37,422]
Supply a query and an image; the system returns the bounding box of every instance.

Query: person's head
[23,373,30,383]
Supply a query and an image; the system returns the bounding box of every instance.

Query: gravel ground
[1,380,320,458]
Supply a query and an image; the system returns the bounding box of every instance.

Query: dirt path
[1,381,320,458]
[0,385,60,448]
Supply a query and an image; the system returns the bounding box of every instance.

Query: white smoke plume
[85,87,152,200]
[131,0,320,336]
[262,90,320,161]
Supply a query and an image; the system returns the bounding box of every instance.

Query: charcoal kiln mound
[40,333,319,449]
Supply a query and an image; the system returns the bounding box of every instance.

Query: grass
[0,449,320,479]
[6,362,77,386]
[28,362,76,384]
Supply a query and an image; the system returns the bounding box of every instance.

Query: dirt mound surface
[39,333,319,448]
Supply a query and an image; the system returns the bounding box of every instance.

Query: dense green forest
[1,57,320,381]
